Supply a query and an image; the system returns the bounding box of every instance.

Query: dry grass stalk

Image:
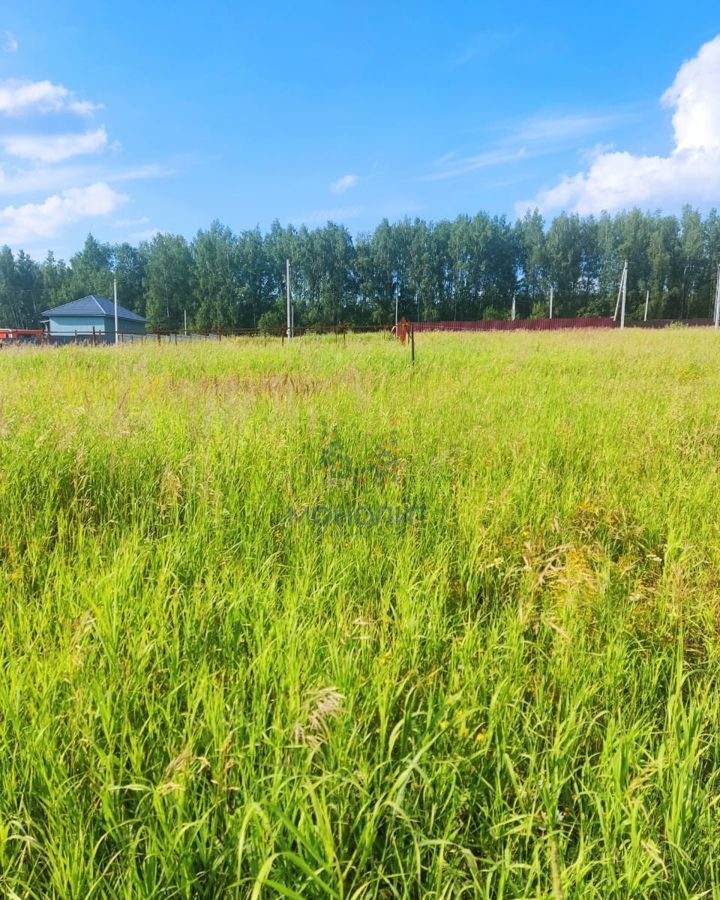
[292,686,345,751]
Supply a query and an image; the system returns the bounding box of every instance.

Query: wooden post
[92,325,96,346]
[342,321,346,345]
[156,326,161,345]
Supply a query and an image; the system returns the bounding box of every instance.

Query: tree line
[1,206,720,331]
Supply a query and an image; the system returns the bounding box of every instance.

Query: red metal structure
[411,317,615,332]
[0,328,46,345]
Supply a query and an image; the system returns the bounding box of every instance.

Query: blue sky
[0,0,719,259]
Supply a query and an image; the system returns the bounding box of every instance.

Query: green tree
[144,234,193,329]
[516,209,547,314]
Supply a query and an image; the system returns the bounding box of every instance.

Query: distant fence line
[7,316,720,347]
[39,323,389,345]
[42,318,617,344]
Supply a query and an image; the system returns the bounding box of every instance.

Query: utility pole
[511,293,516,321]
[286,258,292,341]
[714,264,720,329]
[113,276,119,345]
[613,260,628,327]
[549,286,554,320]
[644,289,649,323]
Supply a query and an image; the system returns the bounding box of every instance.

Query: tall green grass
[1,330,720,897]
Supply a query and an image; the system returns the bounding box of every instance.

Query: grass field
[2,330,720,898]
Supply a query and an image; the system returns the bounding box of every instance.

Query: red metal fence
[411,317,615,332]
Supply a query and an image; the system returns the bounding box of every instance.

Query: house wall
[47,315,105,335]
[114,318,147,337]
[48,315,146,343]
[47,315,108,342]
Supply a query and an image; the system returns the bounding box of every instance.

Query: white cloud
[0,75,168,248]
[662,37,720,151]
[423,113,630,182]
[108,163,177,182]
[331,173,359,193]
[420,147,528,181]
[511,113,630,144]
[0,127,108,162]
[0,162,174,196]
[0,78,100,116]
[517,34,720,216]
[434,150,459,166]
[2,31,18,53]
[0,182,127,245]
[112,216,150,228]
[0,165,83,196]
[293,206,362,225]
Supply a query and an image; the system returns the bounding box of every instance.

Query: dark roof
[41,294,146,322]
